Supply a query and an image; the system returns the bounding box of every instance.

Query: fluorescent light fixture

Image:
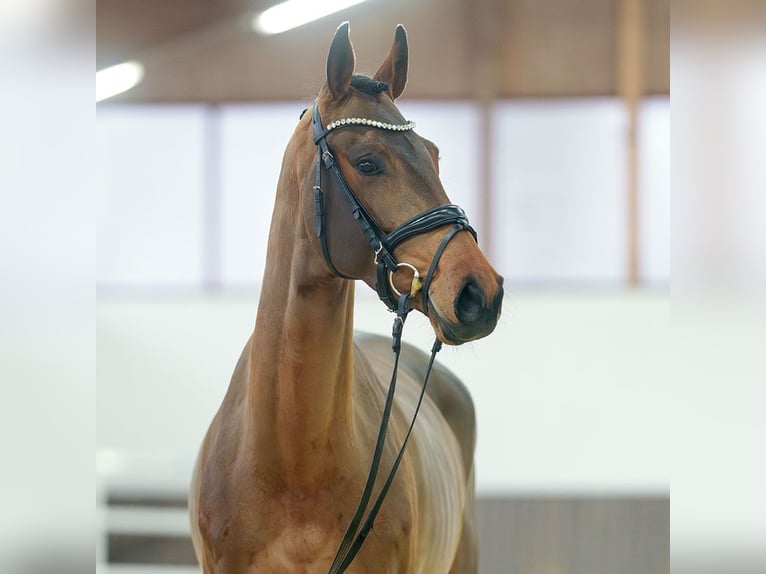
[253,0,370,36]
[96,61,144,102]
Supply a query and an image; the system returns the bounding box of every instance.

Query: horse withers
[190,22,503,574]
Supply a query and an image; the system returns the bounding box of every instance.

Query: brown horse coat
[190,23,503,574]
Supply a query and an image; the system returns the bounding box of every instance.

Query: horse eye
[356,158,381,175]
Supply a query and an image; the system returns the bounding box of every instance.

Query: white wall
[96,98,672,495]
[97,290,670,495]
[491,99,627,283]
[97,106,207,288]
[639,97,671,285]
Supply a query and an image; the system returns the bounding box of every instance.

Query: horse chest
[202,481,413,573]
[247,523,343,572]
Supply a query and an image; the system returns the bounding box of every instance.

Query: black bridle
[309,101,476,573]
[311,102,476,313]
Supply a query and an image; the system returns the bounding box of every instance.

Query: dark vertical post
[464,0,504,263]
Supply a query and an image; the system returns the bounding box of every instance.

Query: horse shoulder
[190,337,267,570]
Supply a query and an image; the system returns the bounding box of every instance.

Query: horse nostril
[455,279,485,324]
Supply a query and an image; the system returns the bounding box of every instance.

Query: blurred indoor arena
[97,1,670,572]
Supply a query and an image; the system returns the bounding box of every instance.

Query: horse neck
[246,142,357,488]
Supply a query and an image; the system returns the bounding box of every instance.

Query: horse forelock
[350,74,389,95]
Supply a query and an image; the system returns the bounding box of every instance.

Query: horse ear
[326,22,355,100]
[373,24,408,100]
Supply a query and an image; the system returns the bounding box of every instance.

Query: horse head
[299,22,503,345]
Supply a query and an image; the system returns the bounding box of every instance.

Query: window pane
[397,101,483,231]
[639,97,670,286]
[219,103,303,287]
[491,100,628,284]
[97,106,205,288]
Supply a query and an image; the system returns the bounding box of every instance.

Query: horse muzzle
[431,275,504,345]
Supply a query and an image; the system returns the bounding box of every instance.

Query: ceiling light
[253,0,370,36]
[96,61,144,102]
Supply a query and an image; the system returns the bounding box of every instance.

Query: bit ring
[388,262,422,297]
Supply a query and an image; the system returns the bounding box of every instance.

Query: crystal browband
[325,117,416,132]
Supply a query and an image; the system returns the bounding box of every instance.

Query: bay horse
[190,23,503,573]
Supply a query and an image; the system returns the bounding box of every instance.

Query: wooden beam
[464,0,504,263]
[617,0,645,286]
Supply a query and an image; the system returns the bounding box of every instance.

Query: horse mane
[350,74,389,95]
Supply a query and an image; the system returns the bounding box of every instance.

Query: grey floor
[476,496,669,574]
